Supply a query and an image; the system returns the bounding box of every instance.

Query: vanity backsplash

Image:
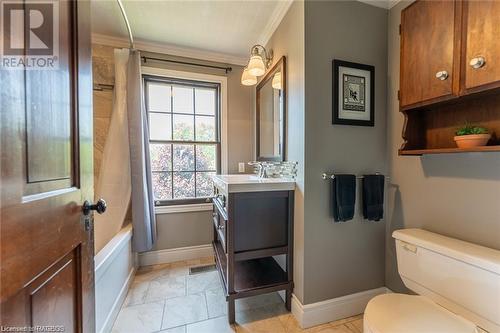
[248,161,298,179]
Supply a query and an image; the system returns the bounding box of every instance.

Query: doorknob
[82,199,107,216]
[469,56,485,69]
[435,70,449,80]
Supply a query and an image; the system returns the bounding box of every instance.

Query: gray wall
[141,52,254,251]
[153,211,212,250]
[303,0,388,304]
[265,0,306,302]
[385,1,500,292]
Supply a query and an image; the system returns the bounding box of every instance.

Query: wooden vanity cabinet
[461,0,500,94]
[400,0,460,109]
[212,189,294,324]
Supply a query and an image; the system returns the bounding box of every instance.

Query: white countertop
[212,174,295,193]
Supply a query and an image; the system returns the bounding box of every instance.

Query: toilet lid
[364,294,478,333]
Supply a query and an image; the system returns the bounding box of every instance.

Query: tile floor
[112,257,364,333]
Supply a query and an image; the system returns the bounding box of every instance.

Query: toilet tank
[393,228,500,333]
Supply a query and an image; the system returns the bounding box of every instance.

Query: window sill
[155,203,213,215]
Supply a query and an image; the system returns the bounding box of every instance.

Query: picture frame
[332,59,375,126]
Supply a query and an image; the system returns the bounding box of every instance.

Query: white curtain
[94,49,132,252]
[127,49,156,252]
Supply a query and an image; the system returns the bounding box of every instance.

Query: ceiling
[91,0,291,64]
[91,0,399,65]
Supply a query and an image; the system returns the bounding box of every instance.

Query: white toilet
[364,228,500,333]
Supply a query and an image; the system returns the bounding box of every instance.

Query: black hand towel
[332,174,356,222]
[362,174,385,221]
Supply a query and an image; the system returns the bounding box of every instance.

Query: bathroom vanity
[211,174,295,324]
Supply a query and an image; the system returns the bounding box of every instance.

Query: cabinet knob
[469,56,485,69]
[435,70,449,81]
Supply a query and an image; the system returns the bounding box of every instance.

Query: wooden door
[400,0,460,108]
[0,1,95,332]
[462,0,500,93]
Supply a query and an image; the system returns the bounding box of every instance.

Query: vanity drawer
[213,202,227,252]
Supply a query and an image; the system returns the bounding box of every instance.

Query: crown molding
[357,0,401,10]
[388,0,402,9]
[91,33,248,66]
[258,0,293,47]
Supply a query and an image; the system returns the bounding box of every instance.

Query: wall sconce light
[241,44,273,86]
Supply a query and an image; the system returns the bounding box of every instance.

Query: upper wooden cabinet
[462,0,500,94]
[400,0,500,109]
[400,0,458,108]
[399,0,500,155]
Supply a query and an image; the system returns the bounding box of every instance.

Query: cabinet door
[400,0,458,108]
[463,0,500,93]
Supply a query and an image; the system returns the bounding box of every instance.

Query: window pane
[173,86,194,114]
[173,144,194,171]
[152,172,172,200]
[195,88,215,115]
[195,116,216,141]
[173,172,195,199]
[196,145,216,171]
[150,144,171,171]
[148,83,171,112]
[196,172,215,197]
[149,113,172,140]
[173,114,194,141]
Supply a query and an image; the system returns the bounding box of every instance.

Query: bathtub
[94,224,135,333]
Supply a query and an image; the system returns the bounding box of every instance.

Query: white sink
[212,174,295,193]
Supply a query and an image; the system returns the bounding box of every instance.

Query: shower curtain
[94,48,156,253]
[126,49,156,252]
[94,49,132,252]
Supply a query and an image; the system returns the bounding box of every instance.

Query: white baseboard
[99,268,136,333]
[138,244,213,266]
[291,287,390,329]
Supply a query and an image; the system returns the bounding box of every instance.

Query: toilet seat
[364,294,479,333]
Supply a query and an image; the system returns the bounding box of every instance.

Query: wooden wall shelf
[400,145,500,156]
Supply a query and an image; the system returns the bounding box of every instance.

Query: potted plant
[454,123,491,148]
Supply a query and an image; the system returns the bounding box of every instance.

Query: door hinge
[397,90,400,101]
[399,24,401,35]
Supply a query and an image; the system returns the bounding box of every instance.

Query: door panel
[0,1,94,332]
[400,0,457,108]
[463,0,500,92]
[25,0,73,194]
[30,250,79,332]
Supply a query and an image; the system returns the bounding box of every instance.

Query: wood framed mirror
[256,56,286,161]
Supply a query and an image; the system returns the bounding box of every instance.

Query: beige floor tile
[205,287,227,318]
[329,314,363,327]
[134,265,170,283]
[199,256,216,265]
[123,281,150,306]
[345,319,363,333]
[235,316,286,333]
[187,271,221,294]
[159,326,186,333]
[186,316,236,333]
[162,293,209,329]
[111,301,164,333]
[145,275,186,302]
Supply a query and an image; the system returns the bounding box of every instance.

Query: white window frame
[142,66,228,214]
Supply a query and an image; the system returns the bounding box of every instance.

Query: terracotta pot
[453,133,491,148]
